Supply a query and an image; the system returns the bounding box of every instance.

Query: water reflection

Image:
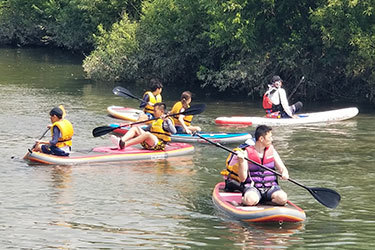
[217,220,304,249]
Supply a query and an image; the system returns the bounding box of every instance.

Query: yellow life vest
[150,118,174,142]
[170,101,193,126]
[143,91,162,114]
[51,119,74,148]
[220,147,247,182]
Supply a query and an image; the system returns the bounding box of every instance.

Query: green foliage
[2,0,375,104]
[0,0,48,45]
[0,0,142,50]
[83,13,139,81]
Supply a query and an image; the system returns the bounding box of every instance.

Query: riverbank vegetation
[1,0,374,104]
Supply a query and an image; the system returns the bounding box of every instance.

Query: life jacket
[221,145,278,188]
[263,87,282,115]
[170,101,193,126]
[246,145,278,188]
[150,118,174,142]
[51,119,74,148]
[220,144,250,182]
[143,91,162,114]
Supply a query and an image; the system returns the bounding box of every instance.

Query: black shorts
[243,185,281,202]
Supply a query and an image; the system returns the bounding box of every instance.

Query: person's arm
[236,150,248,182]
[163,118,177,134]
[279,89,293,117]
[139,94,150,109]
[49,126,60,146]
[177,109,191,134]
[273,149,289,180]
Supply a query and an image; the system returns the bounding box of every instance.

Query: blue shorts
[41,145,70,156]
[175,125,185,134]
[243,185,281,202]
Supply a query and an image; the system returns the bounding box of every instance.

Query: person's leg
[291,101,303,114]
[119,126,144,149]
[268,186,288,205]
[188,125,201,133]
[125,132,158,148]
[50,146,70,156]
[175,126,185,134]
[242,186,261,206]
[40,144,52,154]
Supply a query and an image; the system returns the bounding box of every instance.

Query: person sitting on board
[33,107,74,156]
[170,91,202,134]
[118,102,176,150]
[137,78,163,121]
[263,75,303,118]
[221,125,289,206]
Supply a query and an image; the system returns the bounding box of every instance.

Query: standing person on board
[118,102,176,150]
[170,91,201,134]
[263,75,303,118]
[138,78,163,121]
[221,125,289,206]
[33,107,74,156]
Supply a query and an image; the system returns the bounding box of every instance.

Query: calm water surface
[1,48,375,249]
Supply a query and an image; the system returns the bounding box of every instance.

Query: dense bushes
[1,0,374,104]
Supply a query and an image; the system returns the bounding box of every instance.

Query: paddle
[29,105,67,152]
[93,104,206,137]
[193,132,341,209]
[112,86,147,104]
[287,76,305,100]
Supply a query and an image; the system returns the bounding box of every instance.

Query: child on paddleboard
[170,91,201,134]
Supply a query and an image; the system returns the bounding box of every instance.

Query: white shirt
[268,87,293,117]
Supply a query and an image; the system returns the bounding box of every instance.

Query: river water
[1,48,374,249]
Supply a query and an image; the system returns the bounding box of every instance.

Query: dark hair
[150,78,163,92]
[154,102,167,112]
[271,75,283,83]
[49,107,63,119]
[254,125,272,141]
[180,91,192,108]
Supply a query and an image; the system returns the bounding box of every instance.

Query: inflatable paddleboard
[212,182,306,223]
[215,107,359,126]
[24,143,194,165]
[107,106,144,122]
[109,124,253,144]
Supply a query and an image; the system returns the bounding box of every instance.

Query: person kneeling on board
[118,102,176,151]
[221,125,289,206]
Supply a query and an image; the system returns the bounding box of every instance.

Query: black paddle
[113,86,147,104]
[193,132,341,209]
[28,128,50,153]
[287,76,305,100]
[93,104,206,137]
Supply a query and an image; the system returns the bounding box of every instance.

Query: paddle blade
[183,104,206,116]
[59,105,66,118]
[308,187,341,209]
[92,126,116,137]
[113,86,136,99]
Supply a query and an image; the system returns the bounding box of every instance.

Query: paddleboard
[107,105,144,122]
[109,124,253,144]
[24,143,194,165]
[212,182,306,223]
[215,107,359,126]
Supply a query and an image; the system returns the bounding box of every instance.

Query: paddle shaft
[287,76,305,100]
[194,133,321,194]
[93,104,206,137]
